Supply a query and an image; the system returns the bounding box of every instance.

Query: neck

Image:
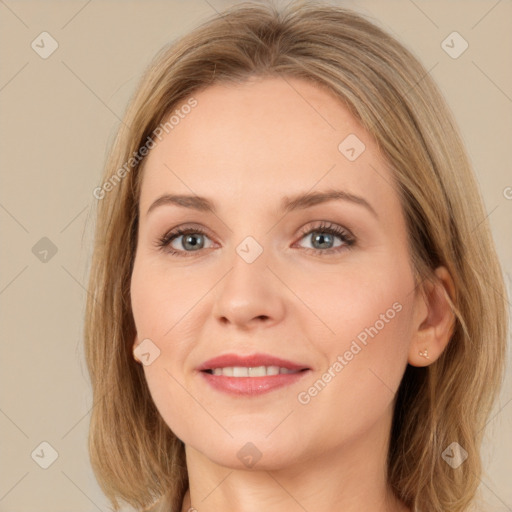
[180,408,409,512]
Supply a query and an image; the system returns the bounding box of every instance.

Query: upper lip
[197,353,310,372]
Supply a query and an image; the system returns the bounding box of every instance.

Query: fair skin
[130,76,455,512]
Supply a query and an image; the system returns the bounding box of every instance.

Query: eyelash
[155,221,355,257]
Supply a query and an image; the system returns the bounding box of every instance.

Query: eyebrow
[146,189,378,218]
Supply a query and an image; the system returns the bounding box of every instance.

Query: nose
[212,244,286,329]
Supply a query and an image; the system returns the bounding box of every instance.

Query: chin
[186,434,303,471]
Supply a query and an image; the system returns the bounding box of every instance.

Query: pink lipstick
[197,353,311,396]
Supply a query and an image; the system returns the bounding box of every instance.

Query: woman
[84,2,508,511]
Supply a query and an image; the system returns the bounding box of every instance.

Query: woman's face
[131,76,421,469]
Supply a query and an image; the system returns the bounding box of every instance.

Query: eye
[155,225,215,256]
[155,221,355,257]
[295,221,355,255]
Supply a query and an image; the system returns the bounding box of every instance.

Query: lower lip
[199,370,310,396]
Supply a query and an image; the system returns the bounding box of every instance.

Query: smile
[204,366,303,377]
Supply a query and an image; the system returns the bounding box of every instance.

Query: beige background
[0,0,511,510]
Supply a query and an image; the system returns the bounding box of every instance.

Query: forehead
[138,76,396,218]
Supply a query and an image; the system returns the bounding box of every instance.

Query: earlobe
[408,266,456,367]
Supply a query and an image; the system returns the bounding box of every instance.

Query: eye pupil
[312,232,333,249]
[183,234,204,251]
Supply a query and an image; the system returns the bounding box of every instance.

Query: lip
[197,353,309,372]
[197,352,311,397]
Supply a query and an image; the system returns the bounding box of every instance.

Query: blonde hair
[84,2,508,511]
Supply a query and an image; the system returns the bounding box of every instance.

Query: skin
[130,76,455,512]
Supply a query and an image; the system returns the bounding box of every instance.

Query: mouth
[202,366,308,376]
[197,353,311,396]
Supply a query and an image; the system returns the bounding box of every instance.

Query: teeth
[266,366,280,376]
[248,366,266,377]
[208,366,300,377]
[233,366,248,377]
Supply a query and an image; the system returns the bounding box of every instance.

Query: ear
[408,266,456,367]
[132,334,141,363]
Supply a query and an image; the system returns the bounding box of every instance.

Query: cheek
[292,258,413,357]
[130,261,207,439]
[294,263,414,416]
[130,259,197,339]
